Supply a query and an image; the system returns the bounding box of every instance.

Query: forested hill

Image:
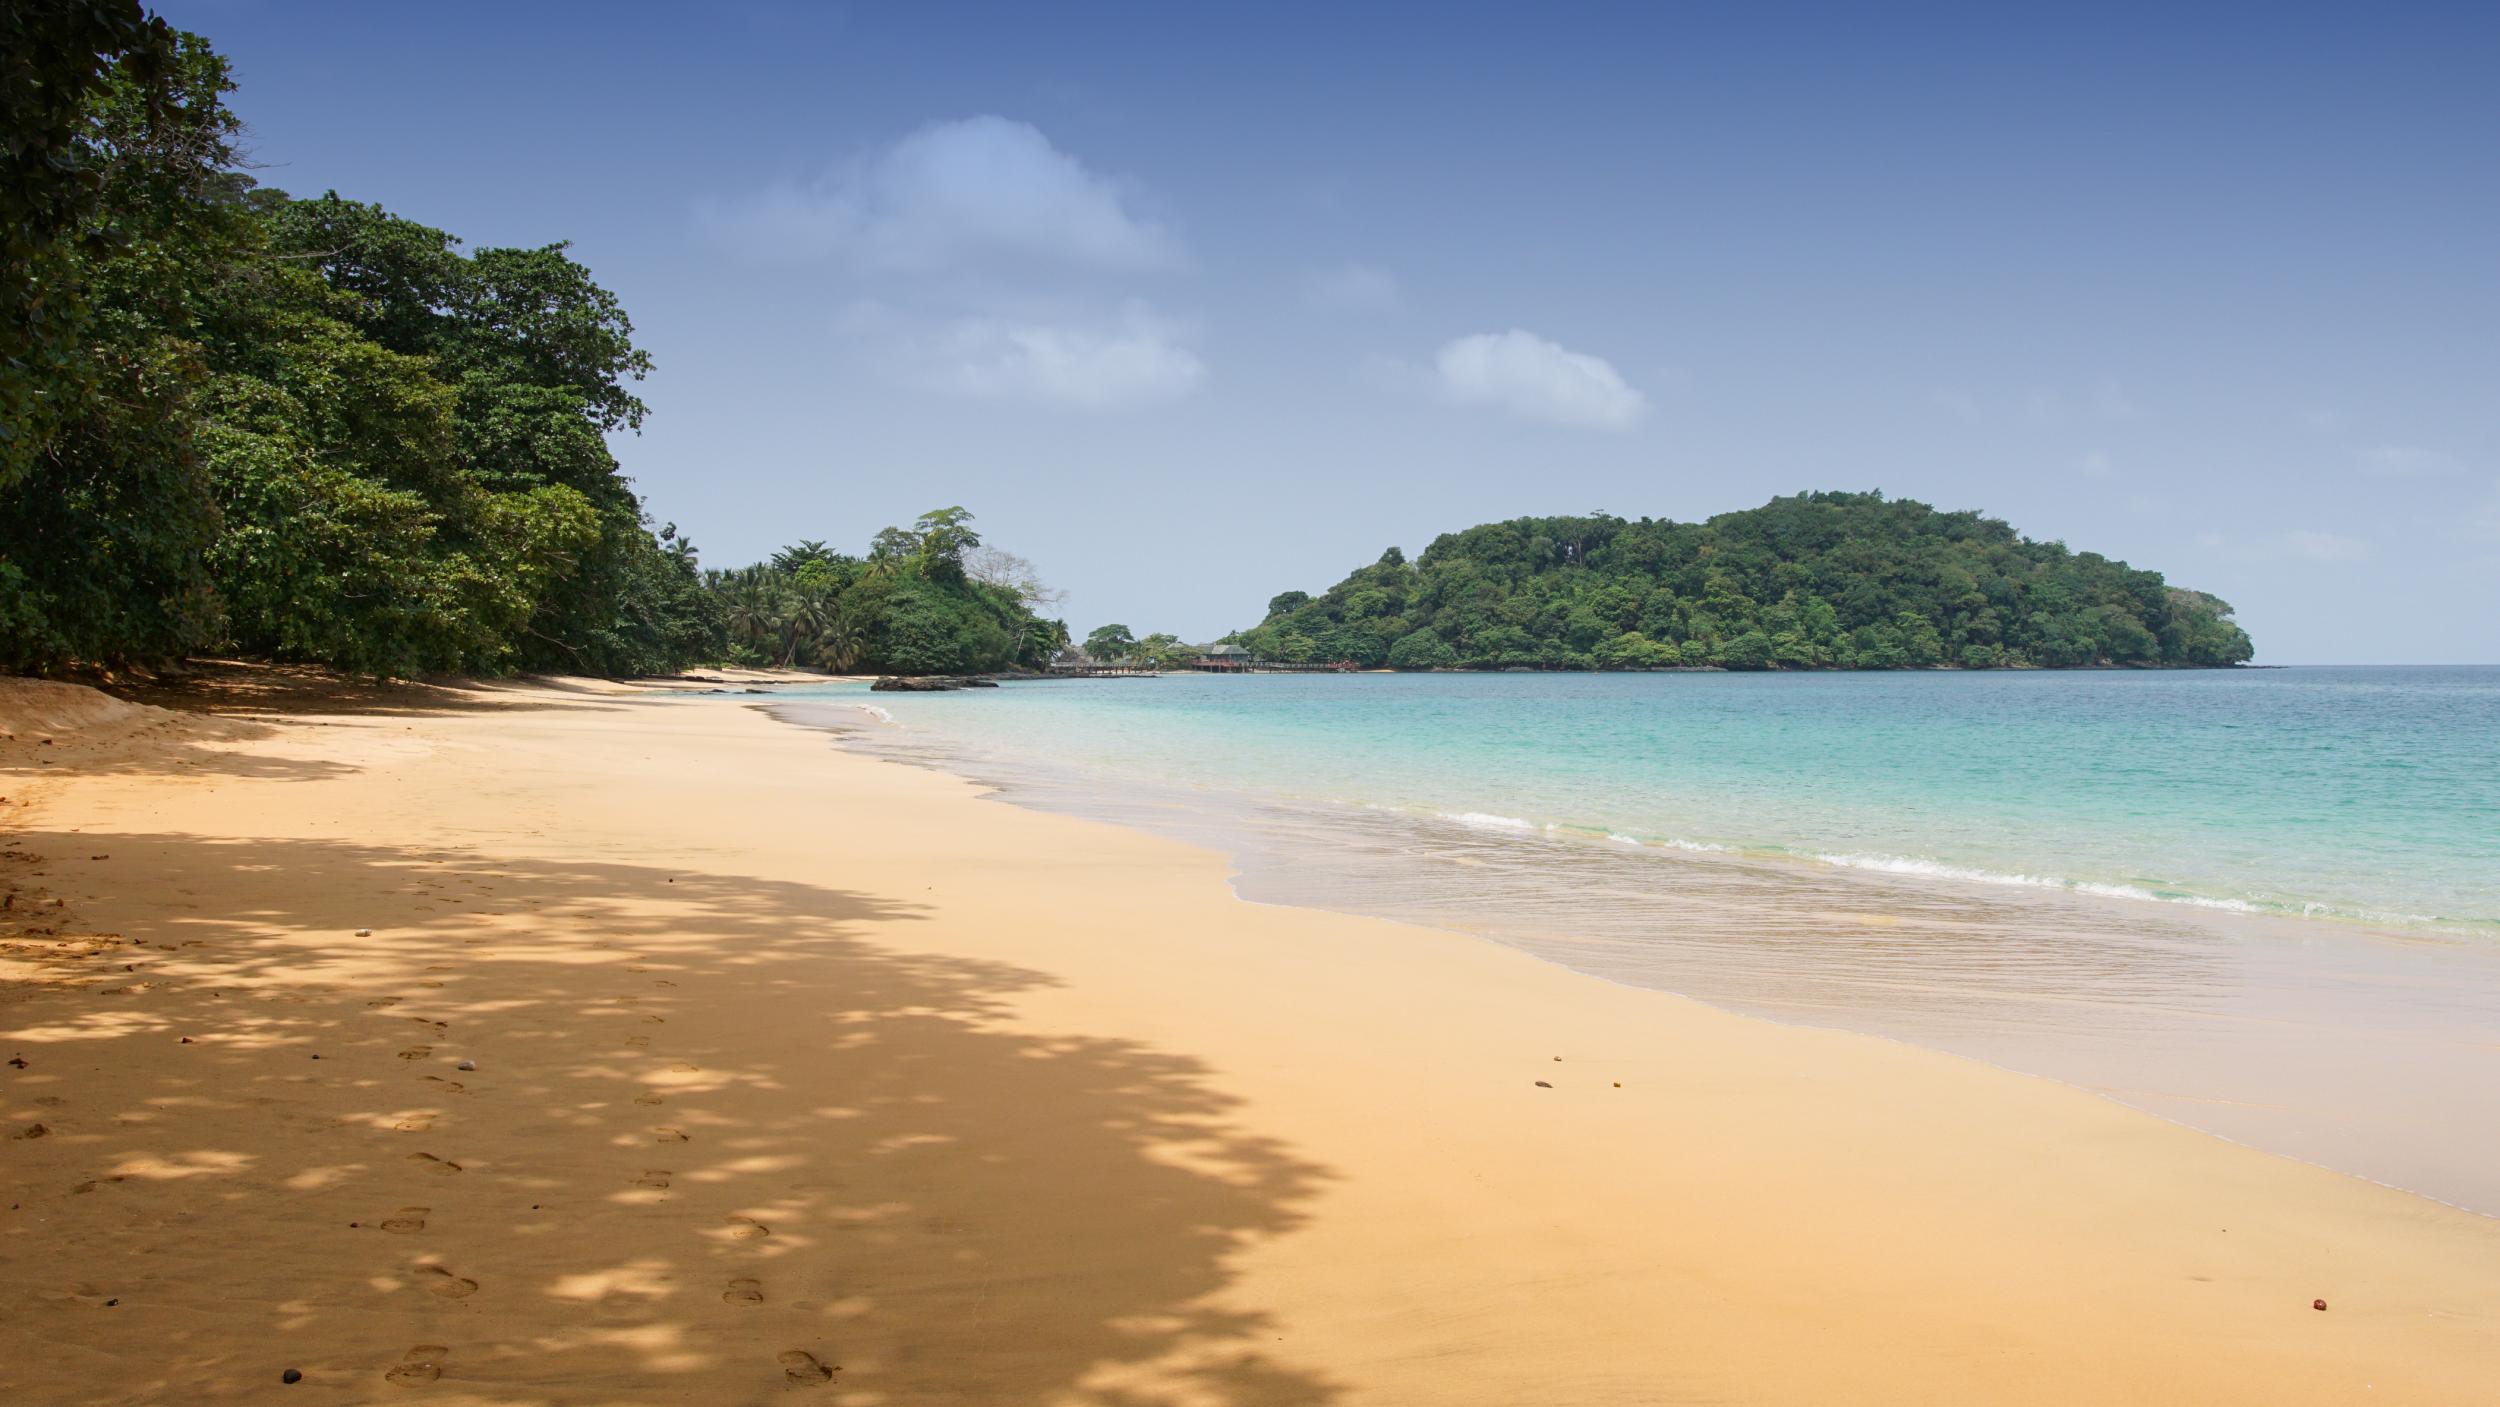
[1233,492,2255,671]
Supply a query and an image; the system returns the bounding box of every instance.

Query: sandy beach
[3,673,2495,1405]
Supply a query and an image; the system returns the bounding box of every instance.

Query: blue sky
[163,1,2498,661]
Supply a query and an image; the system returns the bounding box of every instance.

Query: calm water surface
[769,668,2500,1212]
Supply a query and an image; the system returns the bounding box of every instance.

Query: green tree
[1085,623,1138,661]
[1386,627,1456,670]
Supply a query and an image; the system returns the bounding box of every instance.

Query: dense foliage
[1234,492,2254,670]
[1,11,723,676]
[1077,624,1197,669]
[707,509,1068,675]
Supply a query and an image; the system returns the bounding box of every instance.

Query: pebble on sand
[1534,1081,1552,1089]
[355,928,372,936]
[456,1060,477,1071]
[2313,1299,2329,1311]
[282,1368,302,1384]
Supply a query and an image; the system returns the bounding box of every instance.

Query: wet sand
[4,674,2497,1403]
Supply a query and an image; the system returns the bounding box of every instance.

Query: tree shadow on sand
[0,832,1340,1404]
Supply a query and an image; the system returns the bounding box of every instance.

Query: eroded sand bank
[2,675,2494,1404]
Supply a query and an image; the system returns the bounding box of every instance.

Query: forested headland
[1231,492,2254,671]
[3,9,1066,681]
[707,511,1068,675]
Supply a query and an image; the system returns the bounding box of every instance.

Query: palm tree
[779,586,835,667]
[819,612,868,672]
[723,568,782,653]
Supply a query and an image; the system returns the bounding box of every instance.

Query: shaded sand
[2,673,2495,1404]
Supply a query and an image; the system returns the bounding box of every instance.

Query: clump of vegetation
[1234,492,2254,670]
[1076,625,1198,670]
[2,10,721,677]
[707,509,1068,675]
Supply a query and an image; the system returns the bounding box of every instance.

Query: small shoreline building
[1194,643,1253,672]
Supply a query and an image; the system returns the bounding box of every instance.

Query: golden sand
[2,673,2493,1403]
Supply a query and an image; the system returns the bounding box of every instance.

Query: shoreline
[778,685,2500,1217]
[4,676,2497,1402]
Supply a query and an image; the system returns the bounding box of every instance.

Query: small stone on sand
[456,1059,477,1071]
[2313,1298,2328,1311]
[282,1368,302,1384]
[1534,1081,1552,1089]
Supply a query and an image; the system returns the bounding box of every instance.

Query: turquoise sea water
[824,668,2500,935]
[773,667,2500,1211]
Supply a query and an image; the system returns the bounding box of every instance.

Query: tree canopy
[1,14,721,676]
[707,509,1068,675]
[1232,492,2254,671]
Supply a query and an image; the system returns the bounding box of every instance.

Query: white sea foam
[856,704,895,724]
[1441,810,1542,833]
[1806,850,2263,913]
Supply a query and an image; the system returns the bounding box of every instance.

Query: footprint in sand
[653,1127,688,1144]
[633,1092,663,1106]
[635,1170,672,1189]
[367,997,403,1009]
[383,1345,447,1386]
[421,1266,478,1299]
[778,1351,833,1385]
[669,1063,699,1073]
[397,1045,433,1061]
[410,1018,448,1036]
[408,1152,462,1175]
[725,1215,770,1239]
[381,1207,429,1234]
[418,981,445,989]
[723,1278,764,1306]
[420,1077,465,1094]
[639,1015,665,1025]
[71,1175,127,1195]
[623,1036,650,1049]
[652,980,677,989]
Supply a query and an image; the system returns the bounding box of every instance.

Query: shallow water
[769,669,2500,1213]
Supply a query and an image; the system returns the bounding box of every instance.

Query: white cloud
[1303,262,1400,312]
[2075,450,2115,478]
[884,302,1204,409]
[1433,329,1645,431]
[705,115,1181,272]
[2358,445,2466,478]
[2284,529,2374,564]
